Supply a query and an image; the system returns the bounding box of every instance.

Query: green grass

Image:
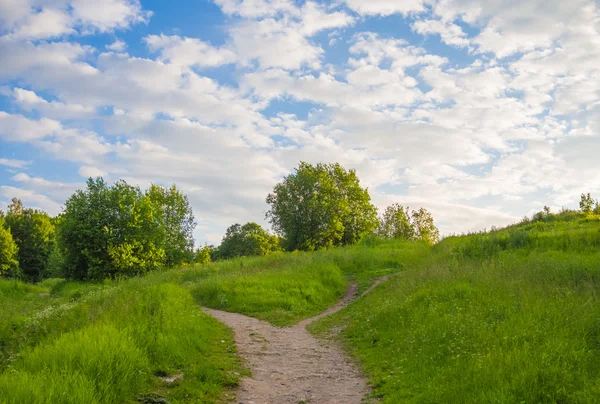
[184,239,429,326]
[0,237,424,402]
[311,211,600,403]
[1,279,244,403]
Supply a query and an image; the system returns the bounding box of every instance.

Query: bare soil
[204,276,389,404]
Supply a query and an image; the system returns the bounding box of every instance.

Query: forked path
[204,276,389,404]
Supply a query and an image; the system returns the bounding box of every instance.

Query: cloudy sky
[0,0,599,245]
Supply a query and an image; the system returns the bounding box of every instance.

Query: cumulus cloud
[0,0,152,39]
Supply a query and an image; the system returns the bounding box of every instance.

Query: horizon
[1,0,599,245]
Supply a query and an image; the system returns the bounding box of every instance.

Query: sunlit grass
[311,212,600,403]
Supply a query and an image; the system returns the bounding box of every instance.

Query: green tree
[194,244,212,264]
[146,184,196,266]
[0,214,19,277]
[266,162,378,251]
[580,193,596,214]
[377,204,415,240]
[4,198,55,281]
[58,178,167,280]
[219,222,281,259]
[411,207,440,245]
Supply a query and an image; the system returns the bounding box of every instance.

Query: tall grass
[311,212,600,403]
[183,238,429,325]
[0,280,244,403]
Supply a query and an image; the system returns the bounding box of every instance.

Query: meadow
[0,238,427,403]
[3,210,600,403]
[310,211,600,403]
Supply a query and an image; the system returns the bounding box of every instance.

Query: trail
[203,276,389,404]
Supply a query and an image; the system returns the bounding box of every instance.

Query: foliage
[377,204,440,245]
[218,222,280,259]
[194,244,212,264]
[266,162,378,251]
[58,178,196,280]
[146,184,196,266]
[0,215,19,277]
[58,178,164,280]
[377,203,414,240]
[311,209,600,403]
[411,207,440,245]
[579,192,600,214]
[4,199,55,281]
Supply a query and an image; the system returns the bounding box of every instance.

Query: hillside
[311,211,600,403]
[2,211,600,402]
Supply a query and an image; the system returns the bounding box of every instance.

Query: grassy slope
[0,278,244,404]
[0,238,427,402]
[311,212,600,403]
[187,239,430,325]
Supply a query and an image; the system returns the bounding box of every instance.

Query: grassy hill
[0,238,427,403]
[311,210,600,403]
[2,210,600,402]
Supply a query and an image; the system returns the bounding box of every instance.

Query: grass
[0,278,244,403]
[0,237,425,402]
[310,211,600,403]
[184,238,429,326]
[8,211,599,403]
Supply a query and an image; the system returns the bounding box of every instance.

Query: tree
[146,184,196,266]
[266,162,378,251]
[58,178,168,280]
[377,204,414,240]
[194,244,212,264]
[411,208,440,245]
[377,204,440,245]
[4,198,55,281]
[0,214,19,277]
[219,222,281,259]
[580,193,596,214]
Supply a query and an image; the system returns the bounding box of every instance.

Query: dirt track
[204,276,389,404]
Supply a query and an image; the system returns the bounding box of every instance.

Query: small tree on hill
[146,184,196,266]
[194,244,212,264]
[0,214,19,277]
[4,198,55,281]
[266,162,378,251]
[411,208,440,245]
[377,204,414,240]
[219,222,280,259]
[377,204,440,245]
[580,193,596,214]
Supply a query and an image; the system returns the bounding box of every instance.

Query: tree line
[0,162,440,281]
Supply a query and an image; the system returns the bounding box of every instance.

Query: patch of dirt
[203,276,390,404]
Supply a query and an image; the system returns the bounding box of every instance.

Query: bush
[0,216,19,277]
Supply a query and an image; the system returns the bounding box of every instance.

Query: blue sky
[1,0,599,245]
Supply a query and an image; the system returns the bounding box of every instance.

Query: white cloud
[0,112,62,141]
[224,1,354,70]
[213,0,298,18]
[343,0,426,16]
[0,0,151,39]
[145,34,236,68]
[0,185,63,215]
[106,39,127,52]
[78,166,106,178]
[412,19,470,47]
[13,88,95,120]
[0,158,31,169]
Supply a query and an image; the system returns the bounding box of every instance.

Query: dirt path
[203,276,390,404]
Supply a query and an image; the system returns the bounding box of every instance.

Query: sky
[0,0,599,245]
